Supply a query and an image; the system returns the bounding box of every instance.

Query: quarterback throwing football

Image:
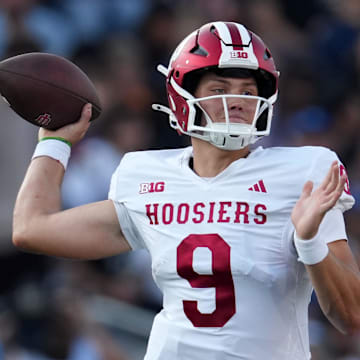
[12,22,360,360]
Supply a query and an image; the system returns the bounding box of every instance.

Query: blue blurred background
[0,0,359,359]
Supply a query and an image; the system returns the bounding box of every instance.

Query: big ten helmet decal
[152,22,280,150]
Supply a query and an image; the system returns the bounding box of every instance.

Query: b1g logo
[139,181,165,194]
[230,51,248,59]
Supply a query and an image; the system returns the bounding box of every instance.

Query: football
[0,52,102,130]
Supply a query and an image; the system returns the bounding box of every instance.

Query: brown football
[0,52,102,130]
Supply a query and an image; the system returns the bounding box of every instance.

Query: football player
[12,22,360,360]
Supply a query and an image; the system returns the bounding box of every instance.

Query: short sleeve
[111,200,146,250]
[308,148,355,213]
[317,208,348,244]
[108,155,146,250]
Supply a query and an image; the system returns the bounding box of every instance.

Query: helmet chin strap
[209,133,254,150]
[208,123,255,150]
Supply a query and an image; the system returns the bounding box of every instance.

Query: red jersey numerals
[177,234,236,327]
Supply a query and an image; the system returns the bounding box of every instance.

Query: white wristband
[32,139,71,170]
[293,231,329,265]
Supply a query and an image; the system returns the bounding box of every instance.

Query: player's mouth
[219,115,249,124]
[218,109,251,124]
[229,116,248,124]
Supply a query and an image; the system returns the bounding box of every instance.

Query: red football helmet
[152,21,280,150]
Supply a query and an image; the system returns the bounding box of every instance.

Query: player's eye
[212,88,226,94]
[241,90,253,96]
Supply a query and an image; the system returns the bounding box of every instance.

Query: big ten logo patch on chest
[139,181,165,194]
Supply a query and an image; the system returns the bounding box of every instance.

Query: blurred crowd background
[0,0,359,359]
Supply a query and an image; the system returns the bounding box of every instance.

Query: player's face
[194,74,259,125]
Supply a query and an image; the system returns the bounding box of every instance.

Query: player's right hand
[291,161,346,240]
[38,103,92,146]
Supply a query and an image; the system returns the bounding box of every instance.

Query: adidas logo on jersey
[248,180,267,193]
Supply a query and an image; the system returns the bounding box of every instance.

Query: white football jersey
[108,146,354,360]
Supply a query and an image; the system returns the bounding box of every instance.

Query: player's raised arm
[12,104,131,259]
[292,162,360,334]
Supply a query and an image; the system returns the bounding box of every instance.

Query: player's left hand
[38,103,92,146]
[291,161,347,240]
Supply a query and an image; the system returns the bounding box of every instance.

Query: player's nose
[227,97,244,111]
